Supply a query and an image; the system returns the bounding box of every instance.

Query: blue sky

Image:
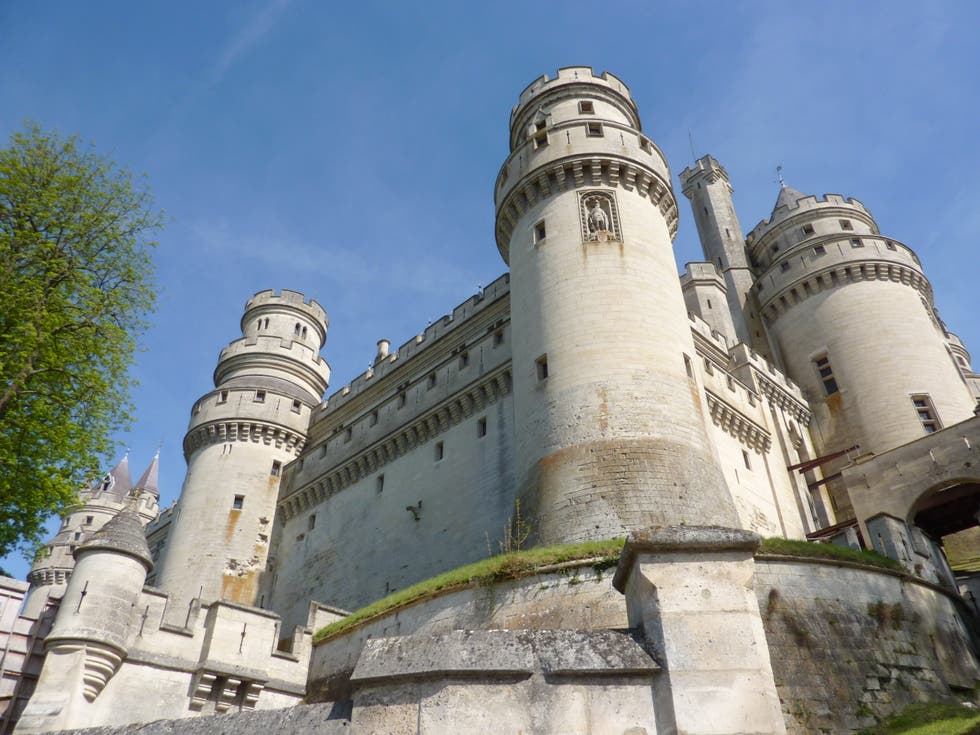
[2,1,978,577]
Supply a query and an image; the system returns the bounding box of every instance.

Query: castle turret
[23,455,158,618]
[154,290,330,608]
[15,511,152,733]
[679,155,771,356]
[494,68,737,542]
[747,186,976,514]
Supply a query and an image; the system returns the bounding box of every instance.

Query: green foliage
[857,702,980,734]
[760,536,902,571]
[0,124,161,557]
[314,538,625,642]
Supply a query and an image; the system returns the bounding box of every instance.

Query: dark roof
[76,509,153,571]
[772,183,808,215]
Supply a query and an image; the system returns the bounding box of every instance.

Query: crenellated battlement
[748,193,875,244]
[244,289,327,324]
[514,66,633,117]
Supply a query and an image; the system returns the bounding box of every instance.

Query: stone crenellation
[5,67,980,735]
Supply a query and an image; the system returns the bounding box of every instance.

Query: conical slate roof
[75,509,153,571]
[90,454,132,500]
[772,183,808,215]
[133,451,160,498]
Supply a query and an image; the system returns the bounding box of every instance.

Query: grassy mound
[760,536,902,571]
[313,538,625,642]
[857,703,980,734]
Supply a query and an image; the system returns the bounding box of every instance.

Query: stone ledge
[613,526,761,592]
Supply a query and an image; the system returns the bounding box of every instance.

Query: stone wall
[755,556,980,733]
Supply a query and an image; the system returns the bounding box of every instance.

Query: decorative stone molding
[183,420,306,459]
[579,190,621,242]
[279,368,512,521]
[705,391,772,453]
[754,373,811,425]
[189,670,264,712]
[494,155,677,260]
[760,260,932,323]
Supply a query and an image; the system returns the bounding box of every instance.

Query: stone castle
[1,67,979,734]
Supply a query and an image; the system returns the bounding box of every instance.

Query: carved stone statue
[588,198,609,237]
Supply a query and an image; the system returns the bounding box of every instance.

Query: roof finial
[775,165,785,187]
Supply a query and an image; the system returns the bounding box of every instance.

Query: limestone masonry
[2,68,979,735]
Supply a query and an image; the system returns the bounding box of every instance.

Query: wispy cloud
[207,0,294,86]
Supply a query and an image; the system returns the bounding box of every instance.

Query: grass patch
[857,702,980,734]
[313,538,625,642]
[759,537,902,571]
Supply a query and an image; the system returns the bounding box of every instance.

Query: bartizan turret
[154,290,330,608]
[746,186,976,513]
[22,455,159,618]
[494,67,737,542]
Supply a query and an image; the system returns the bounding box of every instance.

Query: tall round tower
[494,67,737,543]
[155,290,330,607]
[747,187,975,511]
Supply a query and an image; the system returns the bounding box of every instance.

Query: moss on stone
[313,538,626,642]
[759,537,902,571]
[856,702,980,734]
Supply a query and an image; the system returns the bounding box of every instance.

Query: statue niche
[579,191,620,242]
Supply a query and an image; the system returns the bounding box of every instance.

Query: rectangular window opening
[586,122,603,137]
[291,399,302,413]
[840,219,853,230]
[533,220,546,244]
[885,240,897,251]
[369,410,379,426]
[233,495,244,510]
[218,390,228,404]
[683,354,693,378]
[911,395,941,434]
[814,355,839,395]
[254,390,266,403]
[802,224,815,235]
[85,515,93,525]
[308,514,316,531]
[578,100,595,114]
[813,245,826,256]
[639,137,652,152]
[536,355,549,381]
[427,373,437,390]
[271,460,282,477]
[742,450,752,470]
[780,261,791,272]
[493,329,504,347]
[435,441,444,461]
[344,427,352,443]
[397,392,407,408]
[376,474,384,493]
[851,238,863,248]
[477,416,487,438]
[459,351,469,369]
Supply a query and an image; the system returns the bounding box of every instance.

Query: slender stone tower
[746,187,976,513]
[494,67,737,543]
[155,290,330,608]
[679,155,772,358]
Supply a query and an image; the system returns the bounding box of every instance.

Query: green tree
[0,124,161,557]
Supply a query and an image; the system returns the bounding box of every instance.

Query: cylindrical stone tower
[747,187,975,511]
[155,290,330,608]
[494,67,737,543]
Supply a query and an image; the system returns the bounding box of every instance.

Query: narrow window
[308,514,316,530]
[706,298,712,309]
[427,373,437,390]
[578,100,595,114]
[781,261,791,272]
[319,444,328,457]
[704,358,714,375]
[344,427,352,443]
[885,240,896,251]
[435,441,444,461]
[477,417,487,438]
[459,351,469,369]
[683,354,693,378]
[301,326,308,339]
[74,531,81,540]
[814,355,838,395]
[294,323,301,335]
[254,390,266,403]
[376,474,385,493]
[533,220,546,244]
[233,495,244,510]
[586,122,603,137]
[850,238,863,248]
[802,224,815,235]
[536,355,549,381]
[271,460,282,477]
[911,395,941,433]
[85,515,93,525]
[839,219,853,230]
[639,137,652,153]
[369,410,379,426]
[725,227,730,238]
[397,392,406,408]
[493,329,504,347]
[291,399,302,413]
[742,450,752,470]
[813,245,826,256]
[218,390,228,404]
[532,120,548,148]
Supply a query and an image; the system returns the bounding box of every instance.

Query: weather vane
[775,165,785,186]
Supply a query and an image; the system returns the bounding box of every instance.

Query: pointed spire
[90,454,133,499]
[772,183,808,215]
[133,450,160,498]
